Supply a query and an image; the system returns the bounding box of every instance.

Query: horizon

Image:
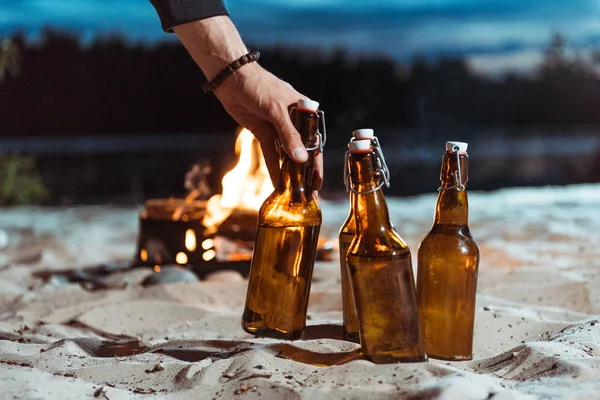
[1,0,599,75]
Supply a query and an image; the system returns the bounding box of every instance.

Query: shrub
[0,155,49,205]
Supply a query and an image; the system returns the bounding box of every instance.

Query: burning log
[142,198,206,221]
[217,209,259,242]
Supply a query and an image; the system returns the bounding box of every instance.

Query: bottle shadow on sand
[46,323,363,367]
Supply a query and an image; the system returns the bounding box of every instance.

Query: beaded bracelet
[201,50,261,93]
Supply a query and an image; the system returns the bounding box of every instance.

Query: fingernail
[292,147,308,162]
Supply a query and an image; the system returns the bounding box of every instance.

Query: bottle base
[364,353,428,364]
[426,353,472,361]
[242,323,304,341]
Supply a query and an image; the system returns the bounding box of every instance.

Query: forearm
[173,16,248,81]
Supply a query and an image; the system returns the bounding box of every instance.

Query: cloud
[0,0,166,40]
[468,49,544,75]
[227,0,600,66]
[228,0,598,22]
[0,0,598,72]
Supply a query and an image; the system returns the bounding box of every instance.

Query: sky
[0,0,599,74]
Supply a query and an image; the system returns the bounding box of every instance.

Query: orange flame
[203,128,274,233]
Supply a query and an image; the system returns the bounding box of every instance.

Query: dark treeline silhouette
[2,30,600,145]
[1,30,599,204]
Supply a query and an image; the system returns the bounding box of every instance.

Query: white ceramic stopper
[348,139,371,153]
[446,141,468,153]
[297,99,319,111]
[352,129,374,139]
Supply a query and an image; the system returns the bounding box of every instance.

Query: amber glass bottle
[242,99,324,340]
[416,141,480,360]
[338,129,379,343]
[339,192,359,343]
[346,139,426,364]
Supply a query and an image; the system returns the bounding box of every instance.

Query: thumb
[269,106,308,163]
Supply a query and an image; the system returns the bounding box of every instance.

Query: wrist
[173,16,248,80]
[202,50,260,93]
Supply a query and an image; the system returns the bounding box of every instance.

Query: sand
[1,184,600,399]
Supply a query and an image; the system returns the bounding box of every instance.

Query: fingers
[260,139,282,187]
[251,123,282,186]
[268,105,308,164]
[312,150,323,190]
[266,99,324,190]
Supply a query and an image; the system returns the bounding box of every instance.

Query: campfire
[135,127,334,278]
[135,128,272,277]
[201,127,273,234]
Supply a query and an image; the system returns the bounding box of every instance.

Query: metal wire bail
[289,105,314,151]
[305,110,325,152]
[344,147,388,194]
[438,145,467,192]
[372,137,390,188]
[318,110,327,151]
[289,107,326,153]
[343,150,351,192]
[349,180,385,194]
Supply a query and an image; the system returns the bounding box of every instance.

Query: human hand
[213,62,323,189]
[173,16,322,189]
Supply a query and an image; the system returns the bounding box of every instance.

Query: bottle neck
[349,152,393,233]
[277,108,319,200]
[434,152,469,226]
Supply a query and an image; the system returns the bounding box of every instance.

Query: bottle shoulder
[339,212,356,235]
[348,227,411,258]
[418,224,479,255]
[259,190,322,227]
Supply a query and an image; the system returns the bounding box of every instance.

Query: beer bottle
[338,182,359,342]
[338,130,362,343]
[416,141,480,360]
[338,129,383,343]
[242,99,326,340]
[346,138,426,363]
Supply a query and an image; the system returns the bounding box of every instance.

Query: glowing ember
[140,248,148,262]
[202,238,214,250]
[175,252,188,265]
[185,229,197,252]
[203,128,273,233]
[203,249,216,261]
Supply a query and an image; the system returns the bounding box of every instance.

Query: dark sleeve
[149,0,230,33]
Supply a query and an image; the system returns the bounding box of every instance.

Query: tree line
[1,30,599,204]
[0,30,599,151]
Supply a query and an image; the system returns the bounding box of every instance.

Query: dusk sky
[1,0,599,74]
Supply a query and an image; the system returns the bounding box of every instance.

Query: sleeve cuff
[149,0,230,33]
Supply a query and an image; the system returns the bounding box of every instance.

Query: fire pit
[135,198,255,278]
[134,127,334,279]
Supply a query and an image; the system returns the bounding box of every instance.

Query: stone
[141,265,199,286]
[203,270,245,282]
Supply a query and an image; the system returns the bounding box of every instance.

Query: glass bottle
[339,190,359,343]
[416,141,480,360]
[338,129,380,343]
[338,132,359,343]
[346,139,426,364]
[242,99,325,340]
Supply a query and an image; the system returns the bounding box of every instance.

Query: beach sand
[1,184,599,399]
